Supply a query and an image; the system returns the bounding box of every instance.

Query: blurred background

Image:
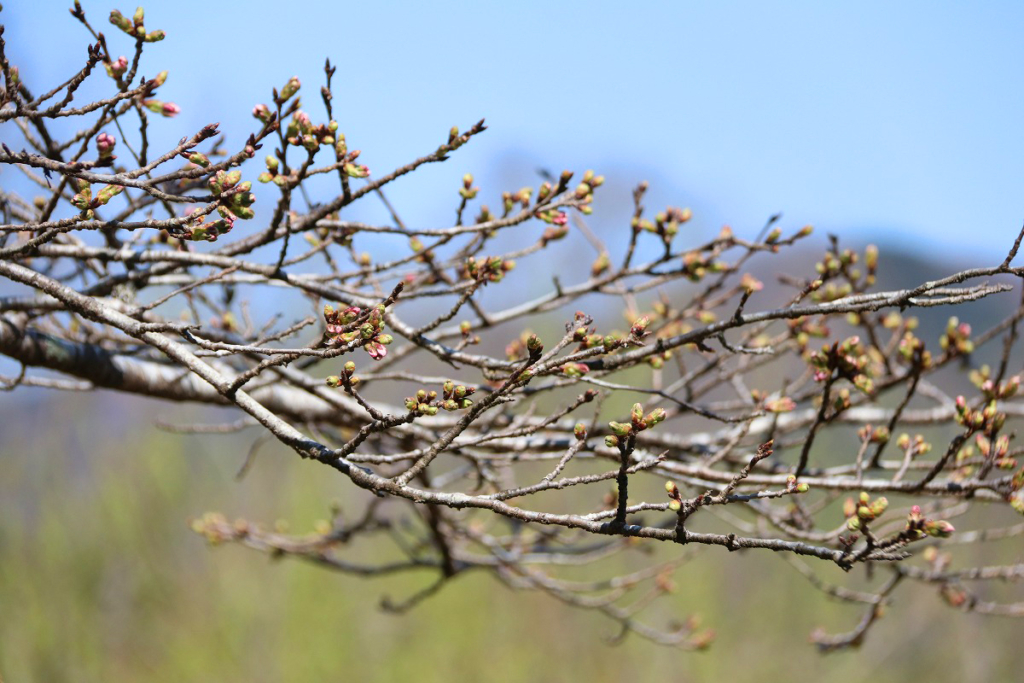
[3,1,1024,680]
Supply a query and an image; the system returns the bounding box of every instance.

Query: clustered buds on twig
[175,208,234,242]
[857,424,891,444]
[665,480,683,512]
[940,316,974,356]
[104,55,128,79]
[785,474,810,494]
[631,205,691,248]
[462,255,515,283]
[459,173,478,200]
[954,394,1006,433]
[206,170,256,220]
[95,133,117,161]
[605,403,666,449]
[109,7,165,42]
[844,491,889,531]
[323,303,393,361]
[905,505,955,539]
[807,335,878,395]
[70,179,125,215]
[326,361,359,389]
[404,381,475,415]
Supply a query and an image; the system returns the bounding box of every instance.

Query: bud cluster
[325,361,359,389]
[176,209,234,243]
[665,480,683,512]
[954,395,1006,433]
[905,505,955,539]
[502,187,532,216]
[814,245,858,278]
[630,315,651,340]
[896,330,932,368]
[324,303,392,361]
[70,179,125,215]
[844,491,889,531]
[807,336,879,394]
[632,205,691,248]
[461,255,515,283]
[975,433,1014,469]
[571,169,603,216]
[785,474,810,494]
[405,382,476,415]
[604,403,667,449]
[789,317,830,352]
[109,7,165,42]
[441,125,473,155]
[895,432,932,459]
[459,173,478,200]
[206,170,256,220]
[95,133,117,161]
[570,315,612,356]
[939,316,974,356]
[679,250,724,283]
[856,424,891,444]
[104,55,128,79]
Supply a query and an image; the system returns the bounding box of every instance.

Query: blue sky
[6,0,1024,264]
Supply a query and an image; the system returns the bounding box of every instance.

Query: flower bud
[253,104,272,123]
[94,184,124,206]
[526,333,543,356]
[925,520,955,538]
[344,163,370,178]
[631,316,650,338]
[279,76,301,102]
[608,421,632,437]
[95,133,117,161]
[108,9,132,33]
[645,408,667,427]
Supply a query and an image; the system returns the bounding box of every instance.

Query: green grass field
[1,392,1021,682]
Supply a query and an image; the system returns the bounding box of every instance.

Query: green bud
[608,421,632,437]
[279,76,301,102]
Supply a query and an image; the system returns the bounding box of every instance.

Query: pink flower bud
[95,133,116,158]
